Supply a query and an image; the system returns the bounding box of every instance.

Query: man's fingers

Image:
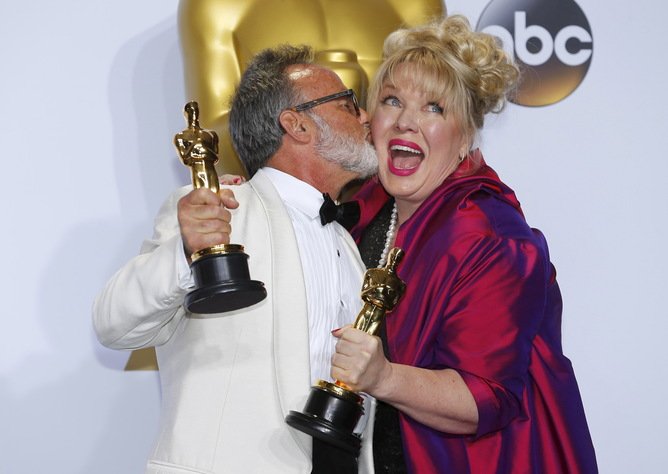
[219,188,239,209]
[184,187,222,205]
[178,188,234,256]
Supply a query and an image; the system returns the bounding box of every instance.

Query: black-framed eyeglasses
[291,89,360,117]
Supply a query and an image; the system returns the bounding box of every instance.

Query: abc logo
[476,0,593,106]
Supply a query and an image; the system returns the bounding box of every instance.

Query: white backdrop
[1,1,666,473]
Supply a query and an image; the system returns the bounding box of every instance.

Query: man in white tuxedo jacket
[93,45,378,474]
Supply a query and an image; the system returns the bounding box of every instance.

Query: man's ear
[279,109,312,144]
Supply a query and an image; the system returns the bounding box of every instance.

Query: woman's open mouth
[387,139,423,176]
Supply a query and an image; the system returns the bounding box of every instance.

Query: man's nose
[358,107,370,124]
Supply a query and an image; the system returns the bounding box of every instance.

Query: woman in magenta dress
[331,15,598,473]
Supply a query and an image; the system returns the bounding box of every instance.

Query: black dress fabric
[357,198,408,474]
[311,438,358,474]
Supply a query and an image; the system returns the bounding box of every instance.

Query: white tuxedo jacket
[93,170,375,474]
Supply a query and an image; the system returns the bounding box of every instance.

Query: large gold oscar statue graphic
[175,101,266,314]
[178,0,444,176]
[286,247,406,453]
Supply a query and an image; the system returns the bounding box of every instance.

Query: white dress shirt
[262,167,363,384]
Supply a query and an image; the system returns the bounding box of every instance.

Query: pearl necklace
[378,202,398,268]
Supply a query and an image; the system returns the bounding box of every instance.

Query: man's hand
[177,188,239,261]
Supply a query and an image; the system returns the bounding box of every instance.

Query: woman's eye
[427,103,444,114]
[382,95,401,107]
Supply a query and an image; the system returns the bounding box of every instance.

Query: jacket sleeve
[437,231,549,438]
[92,186,193,350]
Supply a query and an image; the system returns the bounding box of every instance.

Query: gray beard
[310,113,378,178]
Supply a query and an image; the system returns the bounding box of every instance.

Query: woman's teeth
[390,145,423,169]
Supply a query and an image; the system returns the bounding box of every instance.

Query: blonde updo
[367,15,519,141]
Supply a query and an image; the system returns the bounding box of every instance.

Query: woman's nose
[395,108,418,132]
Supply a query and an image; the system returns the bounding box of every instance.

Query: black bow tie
[319,193,360,230]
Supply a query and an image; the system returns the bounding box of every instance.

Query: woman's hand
[331,326,392,394]
[331,326,479,435]
[219,174,245,186]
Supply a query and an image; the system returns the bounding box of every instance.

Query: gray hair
[229,44,314,176]
[308,112,378,178]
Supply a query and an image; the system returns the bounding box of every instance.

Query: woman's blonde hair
[367,15,520,144]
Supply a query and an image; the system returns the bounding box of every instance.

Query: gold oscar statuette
[285,247,406,453]
[174,101,266,314]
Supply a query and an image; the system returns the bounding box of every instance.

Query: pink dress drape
[351,151,597,473]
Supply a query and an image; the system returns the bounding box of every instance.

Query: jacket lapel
[249,170,313,454]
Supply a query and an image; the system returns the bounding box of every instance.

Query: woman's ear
[459,133,473,158]
[279,109,312,143]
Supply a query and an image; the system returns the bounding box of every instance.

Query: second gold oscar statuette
[286,247,406,453]
[174,101,266,314]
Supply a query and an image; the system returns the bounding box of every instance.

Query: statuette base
[286,381,363,454]
[186,246,266,314]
